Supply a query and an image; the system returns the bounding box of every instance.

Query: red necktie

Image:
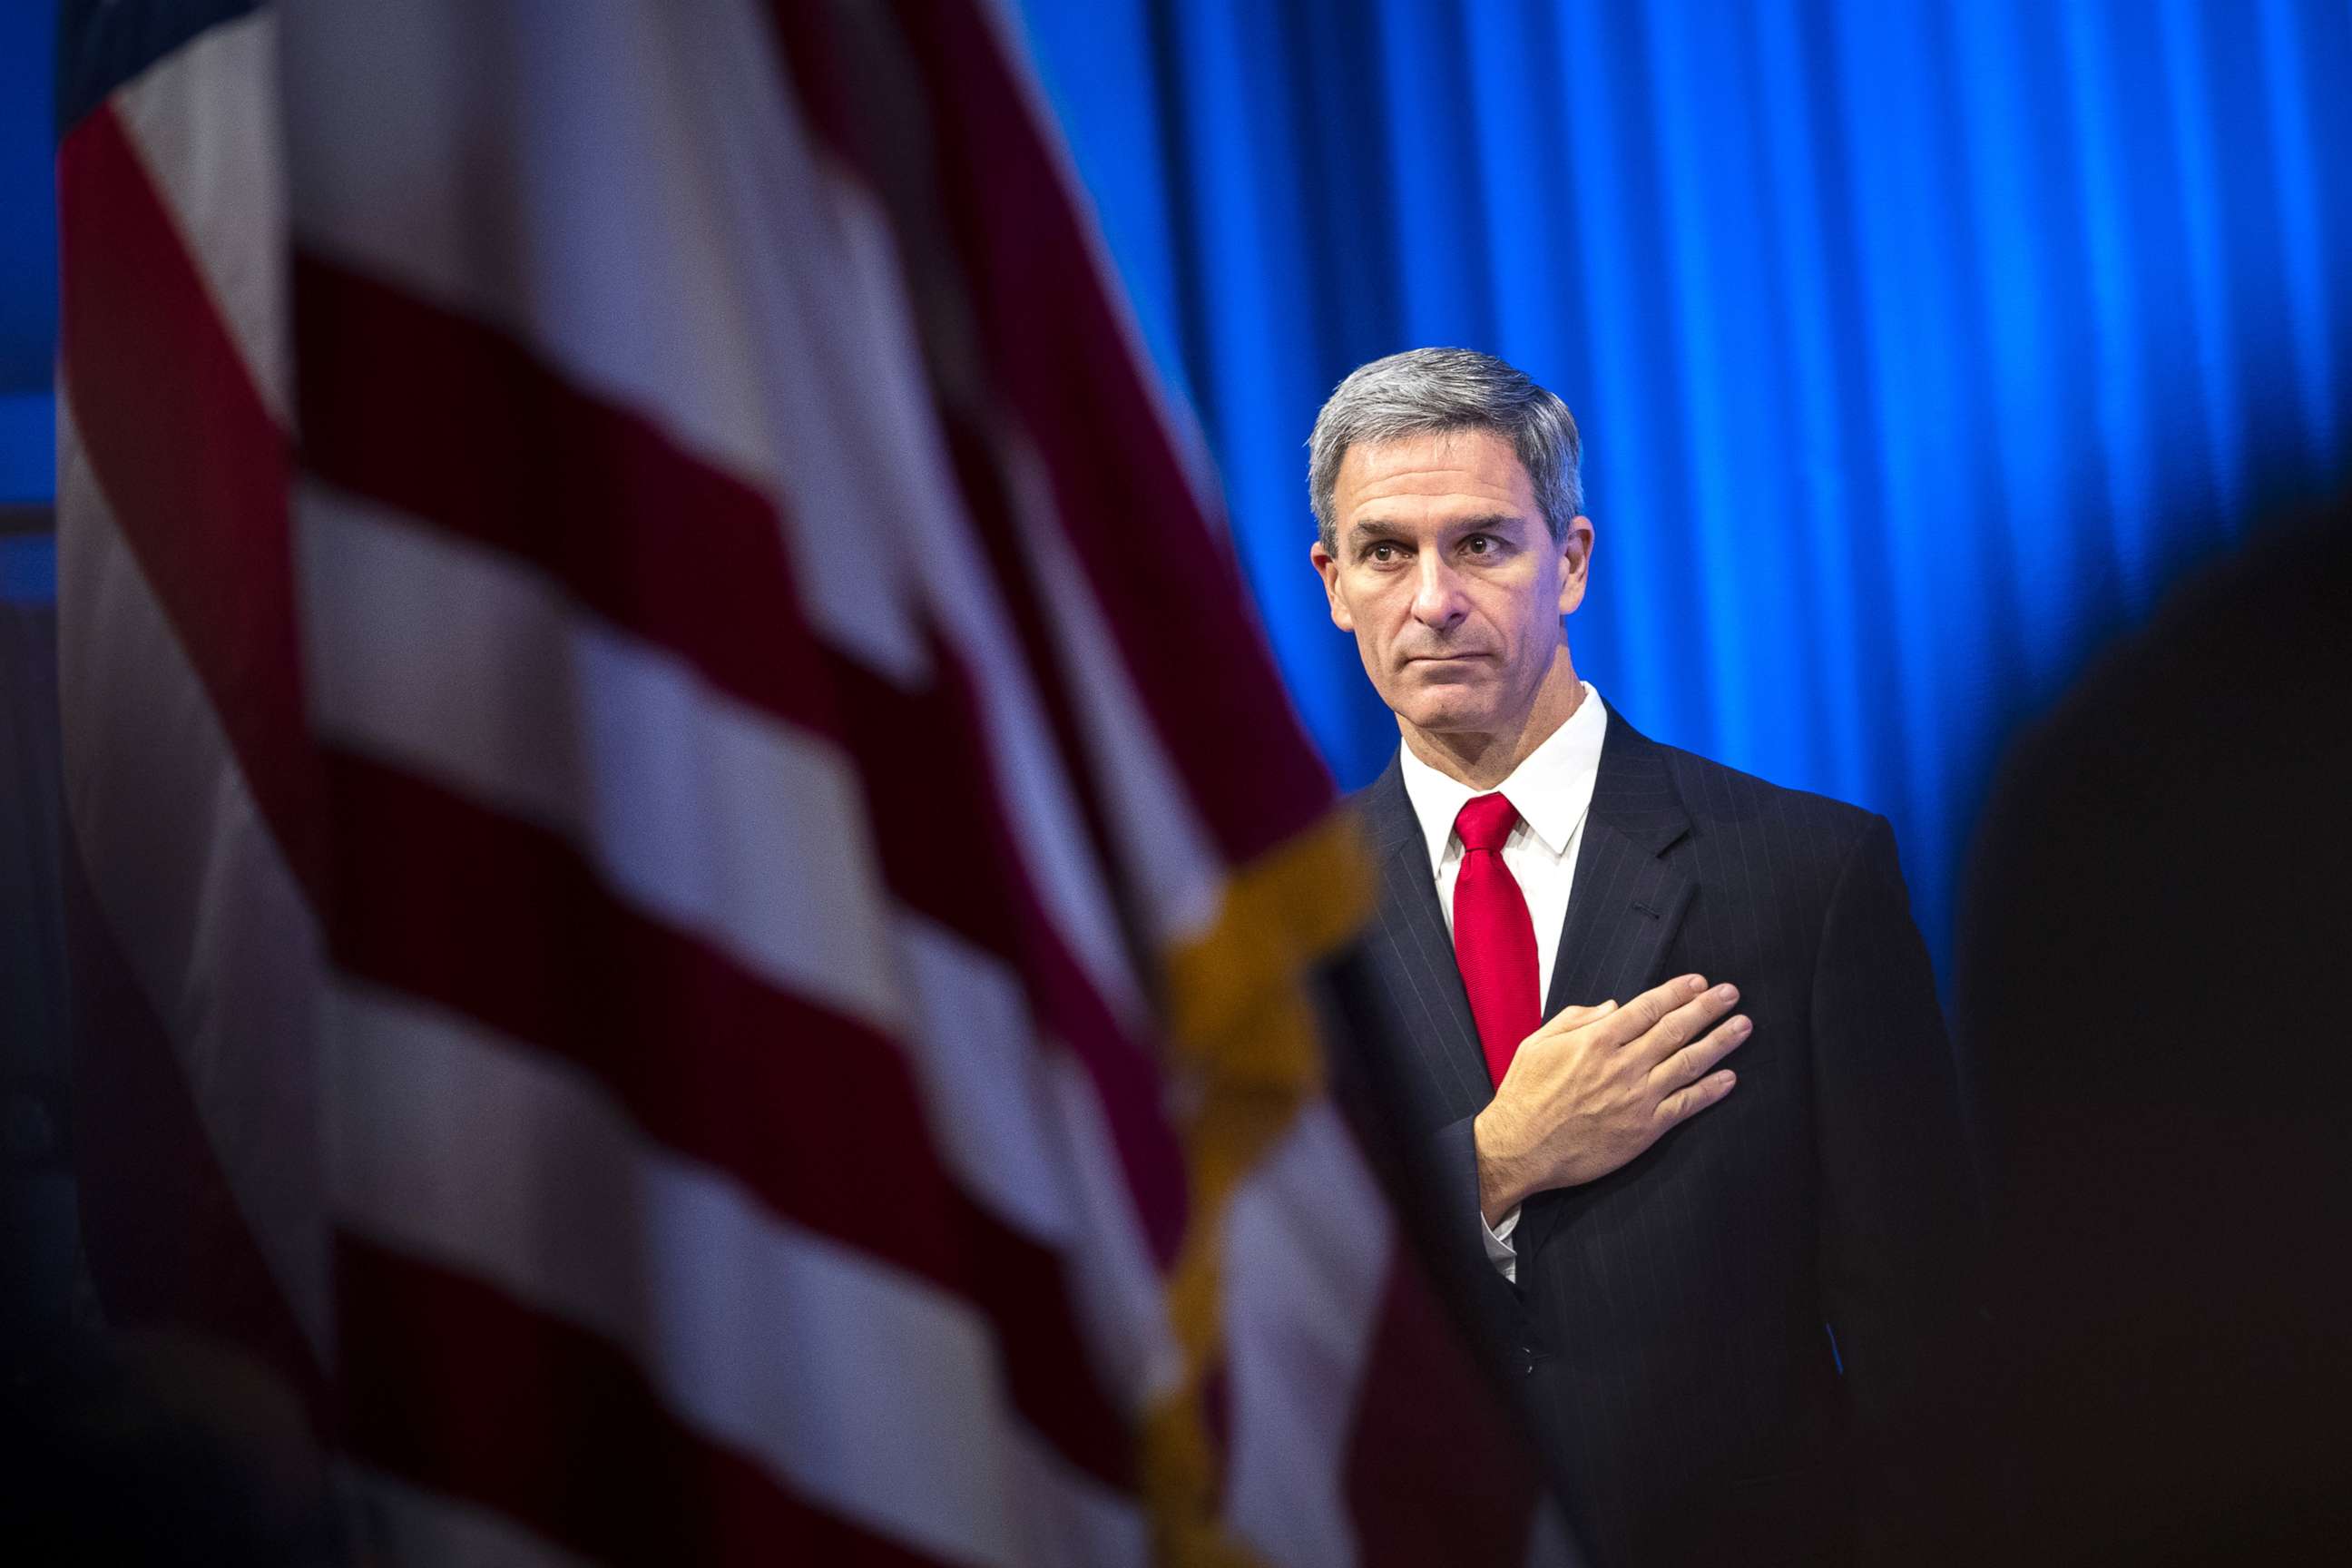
[1452,793,1541,1086]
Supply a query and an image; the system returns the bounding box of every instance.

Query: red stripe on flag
[769,0,1336,869]
[338,1237,946,1568]
[320,750,1136,1492]
[57,105,320,895]
[293,254,838,743]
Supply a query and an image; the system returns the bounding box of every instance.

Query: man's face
[1311,428,1591,740]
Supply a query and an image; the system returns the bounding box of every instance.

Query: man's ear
[1556,515,1594,616]
[1309,539,1355,631]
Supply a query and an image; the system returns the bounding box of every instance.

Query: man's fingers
[1656,1068,1738,1124]
[1648,1014,1751,1092]
[1624,980,1741,1065]
[1595,975,1712,1047]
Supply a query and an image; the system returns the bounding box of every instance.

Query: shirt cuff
[1482,1204,1521,1284]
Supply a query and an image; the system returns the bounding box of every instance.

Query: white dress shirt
[1396,681,1609,1284]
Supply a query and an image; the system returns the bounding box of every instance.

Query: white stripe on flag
[897,915,1080,1242]
[110,7,290,427]
[1220,1102,1396,1568]
[326,979,1148,1568]
[279,0,928,684]
[901,915,1181,1409]
[54,402,330,1356]
[1042,1049,1186,1411]
[298,480,904,1037]
[281,0,767,489]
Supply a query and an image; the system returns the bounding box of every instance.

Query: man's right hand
[1473,975,1749,1224]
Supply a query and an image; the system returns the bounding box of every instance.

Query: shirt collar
[1396,682,1609,872]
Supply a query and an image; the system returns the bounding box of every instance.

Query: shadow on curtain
[1011,0,2352,977]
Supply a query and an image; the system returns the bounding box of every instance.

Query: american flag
[56,1,1572,1563]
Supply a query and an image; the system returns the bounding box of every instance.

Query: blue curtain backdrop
[1010,0,2352,978]
[0,1,57,512]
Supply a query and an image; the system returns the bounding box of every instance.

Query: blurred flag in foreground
[56,1,1570,1563]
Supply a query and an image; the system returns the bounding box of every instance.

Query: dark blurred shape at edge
[1956,493,2352,1563]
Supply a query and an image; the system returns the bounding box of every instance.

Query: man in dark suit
[1308,349,1984,1567]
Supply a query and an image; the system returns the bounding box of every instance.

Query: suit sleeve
[1810,815,1993,1564]
[1378,1107,1528,1382]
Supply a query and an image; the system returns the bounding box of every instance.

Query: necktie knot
[1455,793,1520,854]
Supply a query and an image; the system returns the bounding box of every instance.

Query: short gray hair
[1308,348,1583,554]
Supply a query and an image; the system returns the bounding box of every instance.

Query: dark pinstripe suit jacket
[1334,705,1984,1568]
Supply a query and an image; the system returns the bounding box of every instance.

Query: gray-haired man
[1310,349,1985,1567]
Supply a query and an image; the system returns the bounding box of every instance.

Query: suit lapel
[1358,757,1493,1111]
[1543,713,1697,1017]
[1518,706,1697,1263]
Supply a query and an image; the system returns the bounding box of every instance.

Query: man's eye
[1368,543,1397,563]
[1464,534,1494,555]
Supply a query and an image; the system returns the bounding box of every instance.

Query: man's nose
[1411,555,1469,629]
